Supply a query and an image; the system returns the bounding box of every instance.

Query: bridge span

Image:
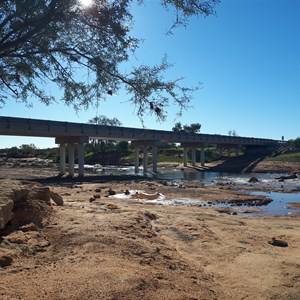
[0,116,280,176]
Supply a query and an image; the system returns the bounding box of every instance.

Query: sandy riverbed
[1,162,300,300]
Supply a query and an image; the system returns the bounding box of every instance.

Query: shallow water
[247,191,300,215]
[89,164,300,189]
[90,164,300,215]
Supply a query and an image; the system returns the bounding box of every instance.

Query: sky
[1,0,300,148]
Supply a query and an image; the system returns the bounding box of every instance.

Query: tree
[88,115,122,151]
[228,129,238,136]
[172,122,201,134]
[88,115,122,127]
[172,122,183,133]
[294,137,300,150]
[0,0,219,122]
[183,123,201,134]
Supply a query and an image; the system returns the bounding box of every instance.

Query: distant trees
[5,143,37,157]
[293,137,300,150]
[228,129,238,136]
[88,115,122,127]
[172,122,201,134]
[87,115,128,152]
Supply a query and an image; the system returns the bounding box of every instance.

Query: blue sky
[1,0,300,148]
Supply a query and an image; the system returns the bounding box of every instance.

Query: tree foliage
[228,129,238,136]
[88,115,122,127]
[293,137,300,150]
[172,121,201,134]
[0,0,219,122]
[88,114,122,151]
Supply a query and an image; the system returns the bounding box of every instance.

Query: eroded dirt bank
[1,163,300,300]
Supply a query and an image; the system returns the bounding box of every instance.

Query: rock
[89,197,96,203]
[93,194,101,199]
[0,197,14,230]
[19,222,39,232]
[95,188,101,193]
[0,180,53,229]
[248,177,259,183]
[268,238,288,247]
[107,188,116,196]
[144,211,157,220]
[275,173,297,180]
[124,189,130,195]
[50,191,64,206]
[28,187,51,204]
[0,254,13,268]
[11,186,53,227]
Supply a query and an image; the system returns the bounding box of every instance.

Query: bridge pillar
[59,143,66,175]
[236,145,240,156]
[134,147,140,173]
[152,145,158,173]
[56,136,89,177]
[68,143,75,177]
[191,148,196,166]
[219,147,223,158]
[143,146,148,173]
[78,143,85,177]
[183,148,188,167]
[201,146,205,166]
[131,140,160,174]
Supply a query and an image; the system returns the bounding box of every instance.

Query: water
[86,164,300,190]
[85,164,300,215]
[247,191,300,215]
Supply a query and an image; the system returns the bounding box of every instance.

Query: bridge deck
[0,116,278,146]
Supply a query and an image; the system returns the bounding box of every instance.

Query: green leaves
[0,0,219,120]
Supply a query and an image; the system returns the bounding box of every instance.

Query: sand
[1,162,300,300]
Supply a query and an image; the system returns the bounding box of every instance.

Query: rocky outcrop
[275,172,299,180]
[11,186,52,227]
[0,196,14,230]
[0,180,57,229]
[248,176,259,183]
[50,191,64,206]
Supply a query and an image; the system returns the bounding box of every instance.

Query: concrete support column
[236,145,240,156]
[227,148,230,157]
[134,147,139,174]
[219,147,223,158]
[191,148,196,166]
[59,143,66,175]
[183,148,188,167]
[78,143,85,177]
[143,146,148,173]
[201,146,205,166]
[152,145,158,173]
[131,140,161,173]
[68,143,75,177]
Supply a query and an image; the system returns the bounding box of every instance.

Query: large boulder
[0,196,14,230]
[0,180,54,229]
[11,186,52,227]
[50,191,64,206]
[248,176,259,183]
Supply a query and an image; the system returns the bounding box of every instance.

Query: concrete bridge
[0,116,280,176]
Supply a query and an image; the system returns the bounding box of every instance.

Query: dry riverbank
[1,162,300,300]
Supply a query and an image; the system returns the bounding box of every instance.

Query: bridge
[0,116,280,176]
